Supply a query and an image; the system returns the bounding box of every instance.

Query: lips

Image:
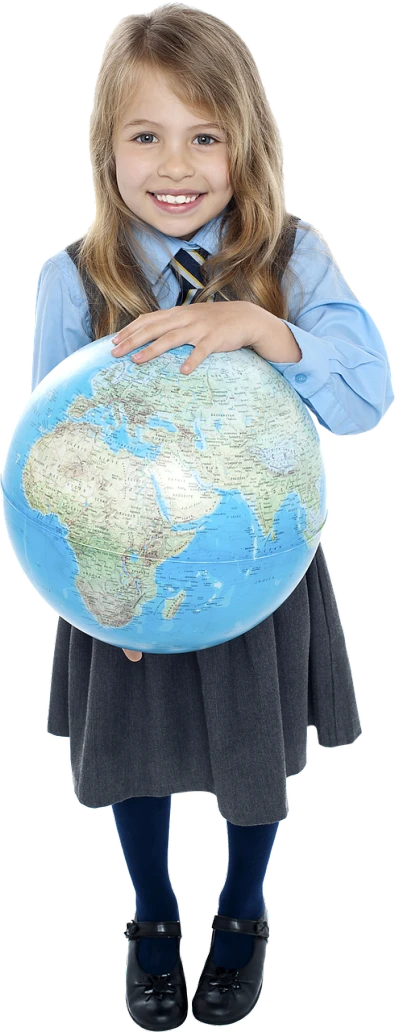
[148,192,206,213]
[148,193,203,198]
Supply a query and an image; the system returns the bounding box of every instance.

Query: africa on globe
[1,337,327,653]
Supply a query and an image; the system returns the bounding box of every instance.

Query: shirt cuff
[265,319,331,398]
[266,319,365,437]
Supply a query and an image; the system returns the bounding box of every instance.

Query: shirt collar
[127,204,231,288]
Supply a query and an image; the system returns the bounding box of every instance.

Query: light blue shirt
[32,212,394,435]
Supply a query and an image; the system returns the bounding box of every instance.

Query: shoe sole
[192,978,263,1025]
[125,991,188,1030]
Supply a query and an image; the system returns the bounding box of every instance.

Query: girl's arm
[32,252,93,393]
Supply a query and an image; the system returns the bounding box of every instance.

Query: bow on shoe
[209,967,242,993]
[136,973,177,1001]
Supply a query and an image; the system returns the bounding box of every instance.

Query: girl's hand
[111,301,262,374]
[122,648,143,662]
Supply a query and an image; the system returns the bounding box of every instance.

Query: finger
[122,648,143,661]
[112,310,175,349]
[180,339,213,373]
[111,317,152,353]
[131,330,195,363]
[112,312,151,345]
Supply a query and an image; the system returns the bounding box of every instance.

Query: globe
[1,337,327,653]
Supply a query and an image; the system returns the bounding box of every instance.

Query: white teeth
[154,194,200,204]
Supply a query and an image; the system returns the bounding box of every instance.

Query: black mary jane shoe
[191,905,269,1025]
[124,913,188,1030]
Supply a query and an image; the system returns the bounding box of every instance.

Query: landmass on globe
[19,348,325,632]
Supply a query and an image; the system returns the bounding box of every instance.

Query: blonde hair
[74,3,309,340]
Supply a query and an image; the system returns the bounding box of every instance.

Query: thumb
[122,648,143,662]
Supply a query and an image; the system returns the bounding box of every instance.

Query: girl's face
[113,69,233,242]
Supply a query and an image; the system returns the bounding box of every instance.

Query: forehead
[122,65,189,103]
[118,67,219,129]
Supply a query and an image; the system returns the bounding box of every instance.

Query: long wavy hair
[74,3,312,340]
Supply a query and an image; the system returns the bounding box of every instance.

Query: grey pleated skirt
[47,543,362,826]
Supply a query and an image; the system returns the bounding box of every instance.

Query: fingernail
[112,345,122,354]
[112,334,121,343]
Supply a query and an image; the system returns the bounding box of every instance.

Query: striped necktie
[169,245,222,305]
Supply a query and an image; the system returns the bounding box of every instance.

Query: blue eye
[132,133,218,145]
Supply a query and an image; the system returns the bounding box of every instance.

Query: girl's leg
[212,819,280,968]
[112,794,180,974]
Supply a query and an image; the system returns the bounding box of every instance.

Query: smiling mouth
[147,192,207,211]
[148,192,205,198]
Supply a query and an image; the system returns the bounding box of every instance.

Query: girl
[32,5,394,1029]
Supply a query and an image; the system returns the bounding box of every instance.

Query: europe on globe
[1,337,327,653]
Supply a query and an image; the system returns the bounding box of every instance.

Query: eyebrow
[123,119,223,131]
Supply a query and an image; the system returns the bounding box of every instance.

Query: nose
[157,144,195,177]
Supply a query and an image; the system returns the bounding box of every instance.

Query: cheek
[115,147,142,183]
[116,164,140,192]
[206,157,230,189]
[115,160,127,189]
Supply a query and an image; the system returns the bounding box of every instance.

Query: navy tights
[112,795,279,974]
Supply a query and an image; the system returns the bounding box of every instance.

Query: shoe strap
[212,914,269,939]
[124,918,182,940]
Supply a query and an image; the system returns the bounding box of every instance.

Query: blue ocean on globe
[1,336,327,653]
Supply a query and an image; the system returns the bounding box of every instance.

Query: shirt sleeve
[32,255,93,393]
[266,223,395,435]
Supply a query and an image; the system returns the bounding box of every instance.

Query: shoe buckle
[124,919,139,940]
